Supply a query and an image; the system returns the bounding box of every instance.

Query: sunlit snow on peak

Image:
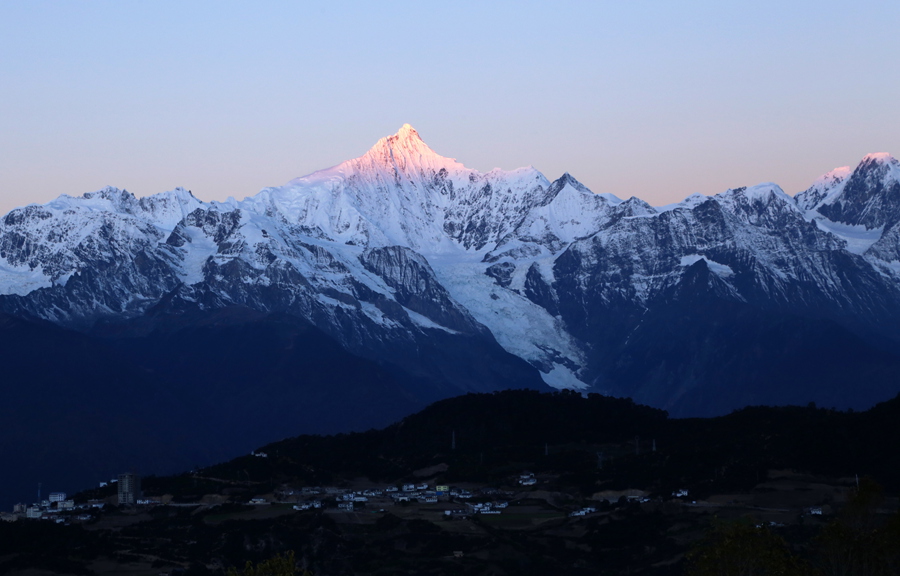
[855,153,899,181]
[396,123,418,139]
[861,152,896,163]
[814,166,852,185]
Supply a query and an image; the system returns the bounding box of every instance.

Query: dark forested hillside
[201,389,900,495]
[3,390,899,576]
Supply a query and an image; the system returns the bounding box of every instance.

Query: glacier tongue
[428,250,589,390]
[812,219,883,255]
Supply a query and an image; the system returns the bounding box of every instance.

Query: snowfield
[1,125,899,394]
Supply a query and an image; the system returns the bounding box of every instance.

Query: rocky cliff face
[3,125,900,417]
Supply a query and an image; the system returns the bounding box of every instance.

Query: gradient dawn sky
[1,1,898,216]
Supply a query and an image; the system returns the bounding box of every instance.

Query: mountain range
[2,125,900,506]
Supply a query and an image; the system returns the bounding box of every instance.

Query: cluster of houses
[1,492,98,524]
[467,500,508,515]
[3,472,143,525]
[569,505,598,517]
[2,469,680,527]
[388,483,457,504]
[249,482,516,514]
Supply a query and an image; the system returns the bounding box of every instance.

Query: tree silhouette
[225,551,311,576]
[813,478,900,576]
[686,519,808,576]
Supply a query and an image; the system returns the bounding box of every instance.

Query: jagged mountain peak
[617,196,656,215]
[373,123,430,155]
[813,166,853,187]
[276,124,469,194]
[781,155,892,213]
[73,185,139,212]
[165,186,198,201]
[713,183,796,211]
[547,172,623,206]
[736,182,792,202]
[83,185,132,200]
[860,152,897,165]
[795,166,852,211]
[33,185,201,224]
[547,172,584,198]
[556,172,580,185]
[396,122,421,142]
[851,152,900,186]
[353,123,469,178]
[813,152,900,230]
[550,172,590,194]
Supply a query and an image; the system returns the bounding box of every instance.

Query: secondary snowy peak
[816,152,900,230]
[45,185,139,215]
[795,166,852,211]
[484,173,620,261]
[861,152,899,165]
[550,173,590,194]
[549,173,622,206]
[816,165,854,184]
[33,185,203,232]
[851,153,900,188]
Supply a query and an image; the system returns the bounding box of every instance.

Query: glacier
[2,124,900,413]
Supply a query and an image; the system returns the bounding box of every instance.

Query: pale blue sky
[1,1,897,214]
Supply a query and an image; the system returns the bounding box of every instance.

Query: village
[2,462,843,535]
[2,390,893,576]
[0,407,893,576]
[2,461,689,532]
[1,470,565,526]
[0,472,144,525]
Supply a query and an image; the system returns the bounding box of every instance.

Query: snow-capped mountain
[3,125,900,418]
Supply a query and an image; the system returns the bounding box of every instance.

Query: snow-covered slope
[2,126,900,413]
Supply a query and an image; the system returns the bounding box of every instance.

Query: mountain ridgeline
[196,388,900,497]
[2,125,900,505]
